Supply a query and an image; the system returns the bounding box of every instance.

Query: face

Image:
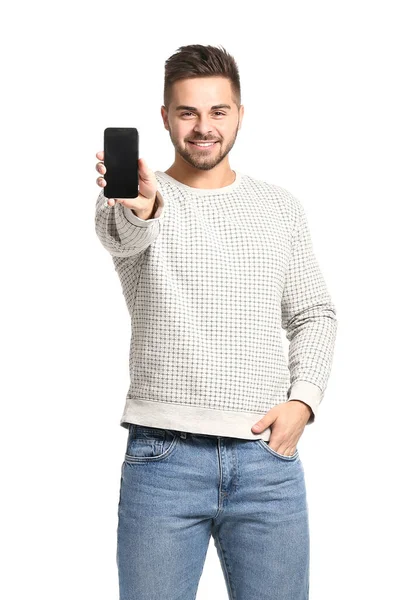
[161,76,244,171]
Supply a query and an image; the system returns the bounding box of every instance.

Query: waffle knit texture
[94,170,337,441]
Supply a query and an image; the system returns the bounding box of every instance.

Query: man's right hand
[95,151,158,219]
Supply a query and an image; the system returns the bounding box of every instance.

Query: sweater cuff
[123,190,164,226]
[288,380,322,424]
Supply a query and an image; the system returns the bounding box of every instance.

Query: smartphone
[103,127,139,199]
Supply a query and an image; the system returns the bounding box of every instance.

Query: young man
[95,44,337,600]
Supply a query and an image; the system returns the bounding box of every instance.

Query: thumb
[251,409,277,433]
[138,157,155,182]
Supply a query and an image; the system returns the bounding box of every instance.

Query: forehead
[171,76,234,107]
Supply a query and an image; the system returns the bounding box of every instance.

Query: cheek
[176,126,192,141]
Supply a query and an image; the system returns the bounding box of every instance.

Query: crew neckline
[155,170,243,195]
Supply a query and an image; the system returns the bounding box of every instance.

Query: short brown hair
[163,44,241,109]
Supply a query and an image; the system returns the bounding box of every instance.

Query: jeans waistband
[171,429,223,440]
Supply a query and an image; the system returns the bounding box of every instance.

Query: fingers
[96,160,106,176]
[96,150,106,188]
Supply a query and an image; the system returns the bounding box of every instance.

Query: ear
[161,105,169,131]
[238,105,245,130]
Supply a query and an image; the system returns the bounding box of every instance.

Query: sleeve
[281,198,338,425]
[94,188,164,257]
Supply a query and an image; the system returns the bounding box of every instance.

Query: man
[95,44,337,600]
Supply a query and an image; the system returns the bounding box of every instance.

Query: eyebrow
[175,104,232,111]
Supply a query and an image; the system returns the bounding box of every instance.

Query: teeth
[192,142,215,146]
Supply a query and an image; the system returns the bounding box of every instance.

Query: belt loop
[180,431,187,439]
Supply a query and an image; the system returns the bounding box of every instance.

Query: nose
[193,117,213,136]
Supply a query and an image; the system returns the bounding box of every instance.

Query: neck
[165,159,235,190]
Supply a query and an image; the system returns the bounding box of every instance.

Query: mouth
[188,141,219,150]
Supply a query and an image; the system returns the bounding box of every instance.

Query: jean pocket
[125,423,179,463]
[256,439,299,461]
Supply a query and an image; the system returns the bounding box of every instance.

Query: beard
[167,121,240,171]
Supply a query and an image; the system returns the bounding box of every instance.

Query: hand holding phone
[96,153,157,215]
[96,127,157,219]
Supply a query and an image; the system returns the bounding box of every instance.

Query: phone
[103,127,139,199]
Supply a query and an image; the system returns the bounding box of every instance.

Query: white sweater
[94,170,337,441]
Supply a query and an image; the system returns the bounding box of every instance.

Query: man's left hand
[251,400,312,456]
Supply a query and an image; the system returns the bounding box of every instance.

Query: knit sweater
[94,170,337,441]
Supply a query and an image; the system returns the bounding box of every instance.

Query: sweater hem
[120,396,276,441]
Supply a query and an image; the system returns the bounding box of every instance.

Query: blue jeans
[117,424,310,600]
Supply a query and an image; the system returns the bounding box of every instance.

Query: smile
[188,141,218,149]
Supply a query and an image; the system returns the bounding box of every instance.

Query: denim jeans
[117,423,310,600]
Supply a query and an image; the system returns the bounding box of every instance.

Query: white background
[1,1,393,598]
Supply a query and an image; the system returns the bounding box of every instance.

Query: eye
[180,111,226,117]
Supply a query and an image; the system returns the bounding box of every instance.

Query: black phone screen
[103,127,139,199]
